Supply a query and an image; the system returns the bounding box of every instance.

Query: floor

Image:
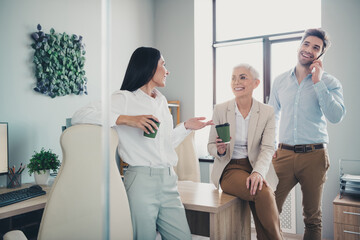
[156,229,304,240]
[190,232,302,240]
[157,228,331,240]
[191,229,323,240]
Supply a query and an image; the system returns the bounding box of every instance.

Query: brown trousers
[220,158,283,240]
[272,147,329,240]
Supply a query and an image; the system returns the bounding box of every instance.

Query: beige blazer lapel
[247,99,260,153]
[227,99,236,159]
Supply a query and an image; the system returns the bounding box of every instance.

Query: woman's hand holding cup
[216,136,229,155]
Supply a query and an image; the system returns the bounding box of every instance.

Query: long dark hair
[120,47,161,91]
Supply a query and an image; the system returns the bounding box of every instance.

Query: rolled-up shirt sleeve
[71,101,102,125]
[172,122,192,148]
[313,76,346,124]
[110,91,128,126]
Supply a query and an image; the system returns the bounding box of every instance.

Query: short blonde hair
[233,63,260,81]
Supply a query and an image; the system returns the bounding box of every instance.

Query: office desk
[333,193,360,239]
[2,182,250,239]
[0,183,51,220]
[0,184,51,239]
[178,181,251,240]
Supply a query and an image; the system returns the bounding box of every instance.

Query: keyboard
[0,185,46,207]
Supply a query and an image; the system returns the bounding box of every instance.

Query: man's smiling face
[298,36,324,67]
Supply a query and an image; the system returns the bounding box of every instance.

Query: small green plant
[31,24,87,98]
[28,148,61,175]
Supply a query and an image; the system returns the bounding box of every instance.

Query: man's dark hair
[301,28,331,56]
[120,47,161,91]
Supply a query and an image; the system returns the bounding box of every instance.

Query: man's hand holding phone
[310,58,324,84]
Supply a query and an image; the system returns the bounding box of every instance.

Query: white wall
[0,0,102,184]
[153,0,214,157]
[0,0,155,185]
[153,0,195,122]
[110,0,155,92]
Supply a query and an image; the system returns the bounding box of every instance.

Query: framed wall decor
[31,24,87,98]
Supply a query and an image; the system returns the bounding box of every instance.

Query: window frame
[212,0,304,104]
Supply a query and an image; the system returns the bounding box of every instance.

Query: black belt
[229,158,249,165]
[278,143,326,153]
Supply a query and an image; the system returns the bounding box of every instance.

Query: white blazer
[208,98,278,190]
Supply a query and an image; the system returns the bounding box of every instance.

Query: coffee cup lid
[215,123,230,128]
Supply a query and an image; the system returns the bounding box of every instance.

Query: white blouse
[231,102,252,159]
[72,88,191,168]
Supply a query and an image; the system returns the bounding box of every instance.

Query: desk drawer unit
[333,195,360,240]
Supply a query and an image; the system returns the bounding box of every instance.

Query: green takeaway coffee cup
[215,123,230,143]
[144,118,160,138]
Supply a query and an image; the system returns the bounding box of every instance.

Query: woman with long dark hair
[110,47,212,239]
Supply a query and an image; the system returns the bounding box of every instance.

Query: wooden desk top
[333,193,360,207]
[177,181,239,214]
[0,183,51,219]
[1,181,239,219]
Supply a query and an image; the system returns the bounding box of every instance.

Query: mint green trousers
[124,166,191,240]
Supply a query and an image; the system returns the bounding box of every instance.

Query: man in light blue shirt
[269,28,345,240]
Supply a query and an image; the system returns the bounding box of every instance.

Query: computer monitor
[0,122,9,175]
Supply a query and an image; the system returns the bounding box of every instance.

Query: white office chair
[39,124,132,239]
[174,131,201,182]
[4,124,132,240]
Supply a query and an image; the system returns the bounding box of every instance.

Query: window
[271,39,303,87]
[215,41,264,103]
[213,0,321,104]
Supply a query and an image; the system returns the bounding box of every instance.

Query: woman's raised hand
[184,117,213,130]
[215,137,227,156]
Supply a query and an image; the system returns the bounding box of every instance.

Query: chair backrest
[38,124,132,240]
[174,131,201,182]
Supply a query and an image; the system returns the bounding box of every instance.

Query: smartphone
[311,54,323,73]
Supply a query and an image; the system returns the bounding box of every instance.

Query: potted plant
[28,148,61,185]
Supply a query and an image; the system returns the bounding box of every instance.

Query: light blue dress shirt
[268,68,346,145]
